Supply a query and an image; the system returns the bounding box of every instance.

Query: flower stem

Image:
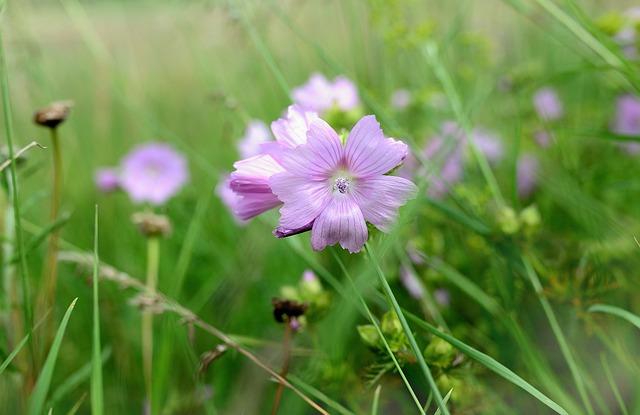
[40,127,63,339]
[270,321,293,415]
[365,243,450,415]
[142,236,160,410]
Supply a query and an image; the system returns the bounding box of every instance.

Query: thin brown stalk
[270,322,292,415]
[58,251,328,415]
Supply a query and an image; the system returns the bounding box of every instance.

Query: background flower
[292,73,360,113]
[119,142,189,205]
[238,120,272,159]
[95,167,120,192]
[533,87,563,121]
[611,94,640,155]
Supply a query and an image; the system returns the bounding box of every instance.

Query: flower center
[333,176,351,194]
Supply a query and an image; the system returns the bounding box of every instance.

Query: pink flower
[533,88,563,121]
[391,89,412,110]
[292,73,360,114]
[611,94,640,155]
[238,120,272,159]
[269,115,416,253]
[228,106,319,221]
[400,265,424,299]
[517,154,539,198]
[94,167,120,193]
[119,142,188,205]
[215,174,246,225]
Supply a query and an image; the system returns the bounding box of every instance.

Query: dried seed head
[131,211,172,238]
[272,298,307,323]
[33,100,73,129]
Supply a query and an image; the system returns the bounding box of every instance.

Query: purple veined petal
[471,129,504,163]
[344,115,409,178]
[119,142,189,205]
[400,265,425,299]
[95,167,120,192]
[270,172,332,229]
[273,221,314,238]
[233,192,282,221]
[332,76,360,111]
[230,154,284,194]
[310,195,368,253]
[351,175,417,232]
[270,105,320,149]
[517,154,539,198]
[391,89,412,110]
[292,73,334,113]
[278,119,344,179]
[215,174,247,225]
[533,87,563,121]
[238,120,272,159]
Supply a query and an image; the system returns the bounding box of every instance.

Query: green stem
[365,243,449,415]
[142,236,160,410]
[41,127,63,315]
[270,321,293,415]
[0,21,34,394]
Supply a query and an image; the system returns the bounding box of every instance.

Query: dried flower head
[131,211,172,238]
[272,298,307,323]
[33,100,73,129]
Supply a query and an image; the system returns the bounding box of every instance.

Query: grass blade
[288,374,355,415]
[0,332,29,375]
[588,304,640,330]
[91,206,104,415]
[365,243,448,415]
[522,257,593,415]
[433,389,453,415]
[27,298,78,415]
[371,385,381,415]
[405,312,569,415]
[600,354,629,415]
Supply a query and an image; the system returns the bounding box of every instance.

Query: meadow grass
[0,0,639,414]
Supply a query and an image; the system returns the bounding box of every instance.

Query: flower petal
[270,172,332,229]
[270,105,319,149]
[351,175,417,232]
[345,115,408,178]
[230,154,284,194]
[233,193,282,221]
[278,119,344,179]
[311,196,367,253]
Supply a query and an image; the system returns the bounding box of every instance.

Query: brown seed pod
[131,211,172,238]
[33,100,73,129]
[272,298,307,323]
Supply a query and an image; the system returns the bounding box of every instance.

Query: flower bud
[131,211,172,238]
[357,324,380,348]
[271,298,307,323]
[424,337,456,368]
[381,311,402,337]
[519,205,541,228]
[34,101,73,129]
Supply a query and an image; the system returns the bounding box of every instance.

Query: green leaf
[0,333,29,375]
[91,206,104,415]
[28,298,78,415]
[589,304,640,330]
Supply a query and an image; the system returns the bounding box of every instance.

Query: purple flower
[534,130,552,148]
[292,73,360,114]
[400,265,424,299]
[391,89,412,110]
[434,289,450,307]
[517,154,539,198]
[94,167,120,193]
[471,128,504,164]
[611,94,640,155]
[215,174,246,225]
[614,8,640,58]
[119,142,188,205]
[269,115,416,253]
[228,105,319,220]
[533,88,563,121]
[238,120,272,159]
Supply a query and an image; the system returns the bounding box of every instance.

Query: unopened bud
[272,298,307,323]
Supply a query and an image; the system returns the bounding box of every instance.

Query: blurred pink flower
[533,87,563,121]
[400,265,424,299]
[94,167,120,193]
[517,154,539,198]
[434,288,450,307]
[614,8,640,58]
[269,115,416,253]
[292,73,360,113]
[238,120,272,159]
[534,130,552,148]
[391,89,412,110]
[119,142,188,205]
[611,94,640,155]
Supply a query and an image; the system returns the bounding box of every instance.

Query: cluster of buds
[357,311,414,364]
[495,204,541,236]
[277,270,330,330]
